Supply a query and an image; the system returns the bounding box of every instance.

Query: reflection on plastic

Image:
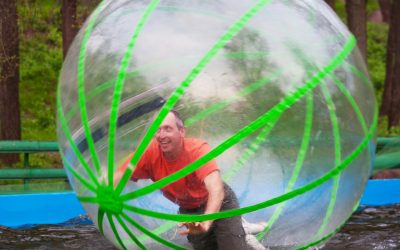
[57,0,377,249]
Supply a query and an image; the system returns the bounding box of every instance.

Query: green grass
[0,179,71,194]
[19,0,62,142]
[377,117,400,137]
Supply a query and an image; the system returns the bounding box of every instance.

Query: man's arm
[203,170,224,225]
[109,152,148,186]
[110,153,134,186]
[179,171,224,235]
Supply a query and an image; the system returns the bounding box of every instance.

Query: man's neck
[163,140,184,161]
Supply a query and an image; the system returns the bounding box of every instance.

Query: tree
[378,0,391,23]
[62,0,78,57]
[0,0,21,165]
[380,0,400,128]
[325,0,336,12]
[346,0,367,60]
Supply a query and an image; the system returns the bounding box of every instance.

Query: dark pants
[179,183,249,250]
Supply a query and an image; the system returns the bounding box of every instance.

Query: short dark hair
[170,110,184,129]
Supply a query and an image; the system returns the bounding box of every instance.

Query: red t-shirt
[121,138,218,209]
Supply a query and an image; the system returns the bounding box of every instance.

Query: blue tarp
[0,179,399,228]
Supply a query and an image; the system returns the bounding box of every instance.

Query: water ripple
[0,205,399,249]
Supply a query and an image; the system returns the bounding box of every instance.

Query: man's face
[156,112,185,157]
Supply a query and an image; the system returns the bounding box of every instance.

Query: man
[115,110,250,249]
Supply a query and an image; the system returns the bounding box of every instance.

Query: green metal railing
[0,168,67,179]
[374,136,400,171]
[0,141,59,168]
[0,141,66,191]
[0,137,398,181]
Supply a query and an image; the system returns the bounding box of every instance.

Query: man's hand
[177,171,224,235]
[178,221,212,235]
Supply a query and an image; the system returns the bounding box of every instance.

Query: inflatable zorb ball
[57,0,377,249]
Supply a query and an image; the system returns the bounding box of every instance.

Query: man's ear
[180,127,186,137]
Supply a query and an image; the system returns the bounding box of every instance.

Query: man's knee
[215,232,249,250]
[187,232,217,250]
[216,184,250,249]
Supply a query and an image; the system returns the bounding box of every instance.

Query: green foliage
[335,0,347,22]
[15,0,99,168]
[377,117,400,137]
[335,0,381,22]
[366,0,380,16]
[334,0,393,135]
[17,0,63,167]
[13,0,396,164]
[367,22,388,106]
[18,0,62,142]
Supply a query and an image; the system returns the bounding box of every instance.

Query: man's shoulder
[184,137,207,145]
[184,138,210,152]
[142,139,160,156]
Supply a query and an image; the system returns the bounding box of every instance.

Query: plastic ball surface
[57,0,377,249]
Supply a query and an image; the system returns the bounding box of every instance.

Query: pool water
[323,205,400,250]
[1,205,399,250]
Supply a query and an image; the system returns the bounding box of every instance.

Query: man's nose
[158,129,167,138]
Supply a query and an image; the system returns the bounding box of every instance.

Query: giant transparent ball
[57,0,377,249]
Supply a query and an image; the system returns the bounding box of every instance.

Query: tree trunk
[62,0,78,58]
[0,0,21,165]
[378,0,392,23]
[346,0,368,60]
[380,0,400,128]
[325,0,336,12]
